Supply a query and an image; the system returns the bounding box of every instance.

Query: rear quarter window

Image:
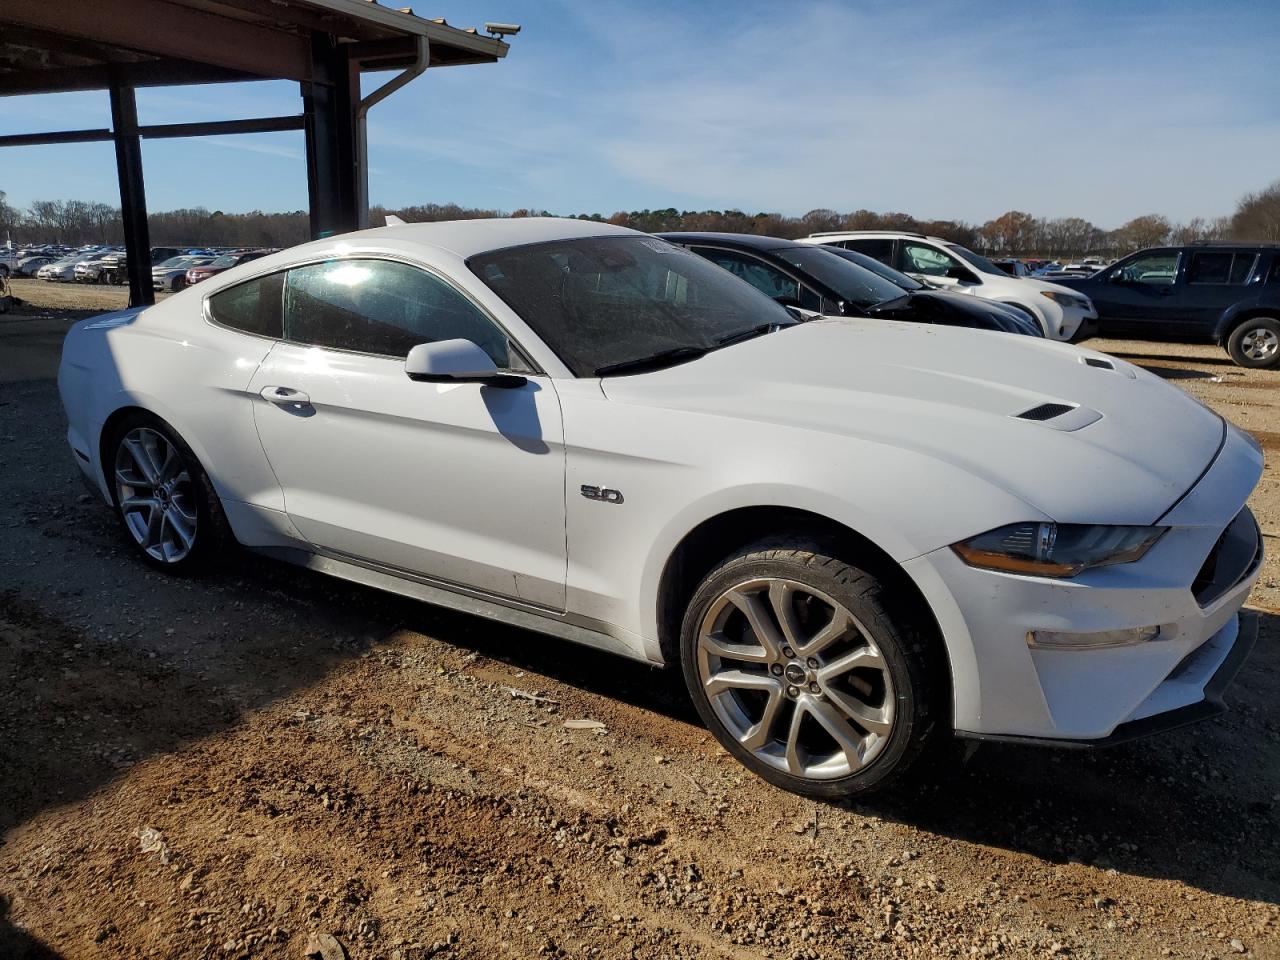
[207,272,284,339]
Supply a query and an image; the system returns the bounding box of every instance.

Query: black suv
[1054,244,1280,368]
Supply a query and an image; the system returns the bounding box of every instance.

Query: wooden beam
[0,1,312,81]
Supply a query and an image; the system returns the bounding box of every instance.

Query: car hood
[871,290,1040,336]
[600,318,1225,525]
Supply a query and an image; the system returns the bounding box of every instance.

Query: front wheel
[1226,317,1280,369]
[107,413,225,571]
[679,539,945,799]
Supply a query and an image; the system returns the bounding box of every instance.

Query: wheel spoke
[794,608,854,658]
[166,508,196,549]
[144,502,163,548]
[704,668,778,698]
[784,701,807,775]
[807,697,870,770]
[120,495,158,514]
[825,686,893,738]
[739,684,786,751]
[158,442,179,482]
[725,587,785,660]
[700,630,772,665]
[124,437,161,485]
[767,581,804,651]
[817,644,885,681]
[115,467,151,490]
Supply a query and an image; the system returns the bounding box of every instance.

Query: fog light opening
[1027,625,1162,650]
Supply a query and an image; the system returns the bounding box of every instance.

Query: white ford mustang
[58,218,1264,797]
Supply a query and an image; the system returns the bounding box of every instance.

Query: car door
[688,246,826,314]
[1182,249,1260,335]
[1090,250,1184,336]
[248,257,568,609]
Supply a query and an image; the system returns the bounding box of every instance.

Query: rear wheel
[1227,317,1280,369]
[106,413,226,571]
[679,538,944,799]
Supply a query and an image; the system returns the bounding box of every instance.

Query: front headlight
[1040,290,1089,310]
[951,522,1166,578]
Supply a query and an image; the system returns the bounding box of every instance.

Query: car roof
[343,216,638,259]
[655,231,806,252]
[807,231,937,241]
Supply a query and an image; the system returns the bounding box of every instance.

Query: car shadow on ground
[1134,364,1226,380]
[1103,348,1241,369]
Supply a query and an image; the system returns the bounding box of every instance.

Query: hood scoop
[1016,402,1074,422]
[1013,401,1103,432]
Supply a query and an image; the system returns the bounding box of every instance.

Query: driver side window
[283,259,528,371]
[1114,253,1179,286]
[902,242,960,277]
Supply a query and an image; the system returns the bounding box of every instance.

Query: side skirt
[251,545,661,666]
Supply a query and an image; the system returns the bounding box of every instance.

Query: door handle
[260,385,310,405]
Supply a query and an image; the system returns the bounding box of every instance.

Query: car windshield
[817,246,924,292]
[211,255,239,268]
[768,246,908,308]
[469,235,797,376]
[945,244,1006,276]
[158,257,189,268]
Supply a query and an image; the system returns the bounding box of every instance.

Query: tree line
[3,180,1279,259]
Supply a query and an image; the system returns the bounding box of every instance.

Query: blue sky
[1,0,1277,227]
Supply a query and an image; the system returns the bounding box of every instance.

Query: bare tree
[1230,180,1280,242]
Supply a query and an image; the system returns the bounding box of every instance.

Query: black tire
[679,537,946,799]
[104,411,229,573]
[1226,316,1280,369]
[0,264,9,279]
[172,276,186,292]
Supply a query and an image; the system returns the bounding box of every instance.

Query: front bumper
[906,424,1263,742]
[959,610,1257,747]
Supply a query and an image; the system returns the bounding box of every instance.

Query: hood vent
[1084,357,1114,370]
[1016,402,1075,422]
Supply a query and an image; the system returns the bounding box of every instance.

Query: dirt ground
[1,283,1278,960]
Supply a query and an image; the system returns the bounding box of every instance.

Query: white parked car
[801,232,1098,341]
[152,255,213,292]
[38,254,96,282]
[58,218,1262,798]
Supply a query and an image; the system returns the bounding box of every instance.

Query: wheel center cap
[784,662,808,685]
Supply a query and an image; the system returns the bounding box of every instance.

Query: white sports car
[58,218,1263,798]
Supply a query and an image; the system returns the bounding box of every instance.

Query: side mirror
[945,266,979,284]
[405,339,525,388]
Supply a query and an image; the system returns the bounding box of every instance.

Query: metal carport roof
[0,0,514,304]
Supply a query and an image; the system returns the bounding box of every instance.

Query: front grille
[1192,508,1262,607]
[1016,402,1074,422]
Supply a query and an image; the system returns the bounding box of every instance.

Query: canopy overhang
[0,1,512,305]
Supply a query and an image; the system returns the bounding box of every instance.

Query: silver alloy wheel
[1240,326,1279,362]
[113,426,198,562]
[695,577,896,780]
